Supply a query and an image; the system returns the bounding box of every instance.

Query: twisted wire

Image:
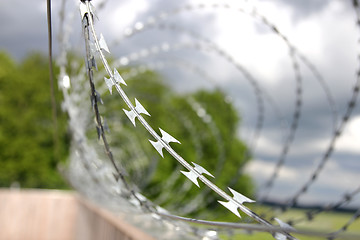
[81,8,157,214]
[284,0,360,209]
[287,185,360,226]
[79,1,296,239]
[114,29,266,150]
[53,0,360,238]
[112,3,338,200]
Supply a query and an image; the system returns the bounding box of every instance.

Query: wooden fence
[0,190,155,240]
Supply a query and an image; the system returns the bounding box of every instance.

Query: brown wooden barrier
[0,190,155,240]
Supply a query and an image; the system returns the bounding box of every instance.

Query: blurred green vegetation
[0,51,254,221]
[219,207,360,240]
[0,51,69,188]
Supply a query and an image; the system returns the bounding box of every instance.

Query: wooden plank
[76,197,156,240]
[0,190,78,240]
[0,190,156,240]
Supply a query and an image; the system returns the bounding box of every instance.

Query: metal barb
[228,187,255,204]
[123,98,151,126]
[192,162,214,178]
[77,2,300,239]
[99,33,110,53]
[159,128,180,144]
[218,188,255,218]
[149,140,164,157]
[149,128,180,157]
[104,68,127,94]
[114,68,127,85]
[180,162,214,187]
[218,200,241,217]
[104,77,114,94]
[180,170,201,187]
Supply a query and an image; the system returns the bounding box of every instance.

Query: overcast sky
[1,0,359,208]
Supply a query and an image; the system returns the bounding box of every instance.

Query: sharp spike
[192,162,214,178]
[218,200,241,217]
[123,109,137,126]
[149,140,164,157]
[114,68,127,86]
[104,77,114,94]
[123,99,150,126]
[181,170,200,187]
[134,98,150,116]
[99,34,110,53]
[228,187,255,204]
[149,128,180,157]
[159,128,180,144]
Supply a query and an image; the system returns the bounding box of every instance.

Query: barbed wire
[114,32,267,150]
[283,0,360,211]
[57,10,206,237]
[157,212,360,240]
[54,0,360,239]
[81,5,161,216]
[329,208,360,240]
[111,2,340,202]
[77,1,297,239]
[287,185,360,226]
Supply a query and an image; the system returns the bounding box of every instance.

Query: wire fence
[56,0,360,239]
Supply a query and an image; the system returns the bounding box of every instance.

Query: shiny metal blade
[123,109,137,126]
[149,139,164,157]
[134,98,150,116]
[114,68,127,86]
[228,187,255,204]
[181,170,200,187]
[192,162,214,178]
[99,34,110,53]
[104,77,114,94]
[218,200,240,217]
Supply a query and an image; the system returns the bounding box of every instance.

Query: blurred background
[0,0,360,239]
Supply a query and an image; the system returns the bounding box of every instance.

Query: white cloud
[100,0,150,37]
[244,159,299,182]
[254,135,282,155]
[212,1,291,85]
[334,115,360,154]
[303,115,360,155]
[316,160,358,190]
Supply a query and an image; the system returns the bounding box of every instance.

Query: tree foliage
[0,51,253,220]
[0,52,69,188]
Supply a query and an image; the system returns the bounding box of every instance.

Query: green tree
[0,51,253,221]
[0,52,69,188]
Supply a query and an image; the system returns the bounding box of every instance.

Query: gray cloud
[108,0,360,208]
[0,0,49,59]
[263,0,333,21]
